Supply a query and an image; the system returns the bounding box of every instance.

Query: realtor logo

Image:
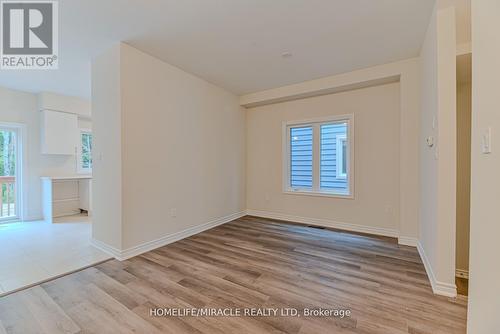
[1,0,58,69]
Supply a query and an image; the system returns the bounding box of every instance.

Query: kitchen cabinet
[41,109,78,155]
[41,175,92,223]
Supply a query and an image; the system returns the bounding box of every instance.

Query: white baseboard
[91,211,246,261]
[417,241,457,297]
[246,209,399,238]
[398,236,418,247]
[91,238,122,259]
[91,208,457,299]
[456,269,469,279]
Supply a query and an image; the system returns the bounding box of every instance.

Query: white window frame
[336,134,347,180]
[77,129,92,174]
[0,122,25,222]
[282,114,354,199]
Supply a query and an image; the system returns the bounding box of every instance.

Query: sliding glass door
[0,127,20,221]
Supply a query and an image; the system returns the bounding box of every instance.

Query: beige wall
[419,5,439,279]
[467,0,500,332]
[456,81,471,273]
[120,44,246,249]
[418,3,457,295]
[247,83,401,233]
[91,43,246,252]
[435,5,457,289]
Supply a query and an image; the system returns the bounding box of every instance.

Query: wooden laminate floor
[456,277,468,296]
[0,216,467,334]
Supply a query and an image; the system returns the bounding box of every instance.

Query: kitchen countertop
[41,175,92,180]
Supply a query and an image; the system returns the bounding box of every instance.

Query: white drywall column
[418,3,457,296]
[467,0,500,332]
[399,60,420,241]
[91,44,123,251]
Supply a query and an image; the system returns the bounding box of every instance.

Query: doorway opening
[456,52,472,296]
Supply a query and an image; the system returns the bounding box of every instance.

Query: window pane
[320,123,348,193]
[290,126,313,189]
[342,139,347,174]
[81,133,92,169]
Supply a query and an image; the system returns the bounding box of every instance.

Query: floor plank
[0,216,467,333]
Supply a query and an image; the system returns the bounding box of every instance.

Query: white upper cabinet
[41,110,78,155]
[38,92,91,155]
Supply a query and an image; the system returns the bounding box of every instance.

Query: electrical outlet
[385,205,395,216]
[170,208,177,218]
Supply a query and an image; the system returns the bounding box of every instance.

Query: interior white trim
[90,238,122,259]
[398,236,419,247]
[246,209,399,238]
[91,211,246,261]
[417,241,458,297]
[455,269,469,279]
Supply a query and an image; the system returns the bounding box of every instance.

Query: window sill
[283,189,354,199]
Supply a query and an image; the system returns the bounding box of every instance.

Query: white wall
[418,3,457,296]
[0,86,91,220]
[246,83,401,235]
[91,43,246,253]
[467,0,500,332]
[91,43,123,250]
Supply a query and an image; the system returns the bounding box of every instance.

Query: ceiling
[0,0,437,99]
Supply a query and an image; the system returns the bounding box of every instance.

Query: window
[284,115,353,197]
[290,126,313,189]
[78,130,92,173]
[335,134,347,179]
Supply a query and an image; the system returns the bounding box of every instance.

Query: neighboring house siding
[290,127,313,188]
[320,123,348,192]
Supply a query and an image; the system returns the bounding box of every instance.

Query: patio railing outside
[0,176,15,218]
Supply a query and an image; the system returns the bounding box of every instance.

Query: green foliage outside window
[81,133,92,170]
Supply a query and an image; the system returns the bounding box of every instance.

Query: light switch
[482,127,492,154]
[426,136,434,147]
